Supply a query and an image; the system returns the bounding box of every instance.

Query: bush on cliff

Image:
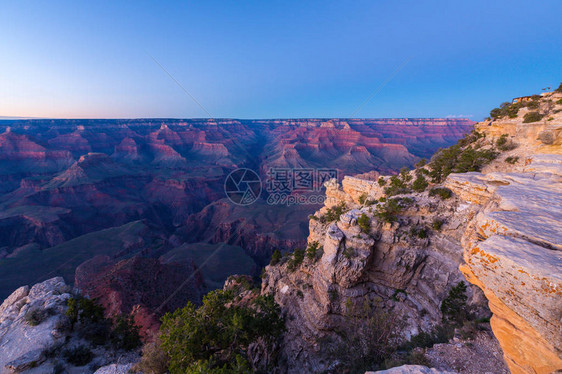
[441,281,468,324]
[66,296,140,349]
[358,213,371,233]
[411,174,428,192]
[270,249,282,266]
[523,111,544,123]
[330,297,400,372]
[320,201,347,223]
[159,290,284,373]
[306,241,322,262]
[376,198,402,223]
[287,248,305,271]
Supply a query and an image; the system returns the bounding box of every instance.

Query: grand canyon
[0,118,472,299]
[2,2,561,372]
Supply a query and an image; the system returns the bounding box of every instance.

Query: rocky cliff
[261,91,562,373]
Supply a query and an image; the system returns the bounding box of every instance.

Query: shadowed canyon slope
[0,118,472,299]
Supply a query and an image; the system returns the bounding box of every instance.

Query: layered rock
[261,92,562,373]
[262,174,488,372]
[450,97,562,374]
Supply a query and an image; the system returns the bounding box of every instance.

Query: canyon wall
[261,92,562,372]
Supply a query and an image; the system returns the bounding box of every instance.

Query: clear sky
[1,1,561,120]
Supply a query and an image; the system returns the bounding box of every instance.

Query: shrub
[505,156,519,164]
[391,289,407,302]
[555,82,562,93]
[411,175,428,192]
[25,307,47,326]
[328,288,339,302]
[287,248,305,271]
[556,98,562,105]
[270,249,282,266]
[523,111,544,123]
[331,297,400,372]
[429,187,452,199]
[376,198,402,223]
[441,281,468,324]
[385,175,411,196]
[66,296,111,345]
[306,241,322,262]
[415,158,427,168]
[432,219,444,231]
[343,246,356,259]
[358,193,368,205]
[63,345,94,366]
[134,338,170,374]
[320,202,347,223]
[357,213,371,234]
[496,134,517,151]
[160,290,284,373]
[110,314,142,351]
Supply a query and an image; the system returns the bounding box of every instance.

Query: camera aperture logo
[224,168,262,206]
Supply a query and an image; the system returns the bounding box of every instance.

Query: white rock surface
[0,277,70,374]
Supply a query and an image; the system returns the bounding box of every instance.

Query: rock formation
[261,91,562,372]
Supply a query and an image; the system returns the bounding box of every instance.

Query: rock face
[75,256,205,338]
[262,172,488,372]
[0,277,70,373]
[450,98,562,374]
[370,365,455,374]
[261,91,562,373]
[0,277,140,374]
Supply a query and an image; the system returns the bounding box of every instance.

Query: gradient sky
[1,1,561,120]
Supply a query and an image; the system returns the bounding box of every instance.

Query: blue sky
[1,1,561,120]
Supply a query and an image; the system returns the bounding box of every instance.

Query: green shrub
[378,177,386,186]
[496,134,517,151]
[287,249,305,271]
[415,158,427,168]
[134,338,170,374]
[556,98,562,105]
[391,289,407,302]
[523,111,544,123]
[25,307,48,326]
[411,175,428,192]
[343,246,356,259]
[63,345,93,366]
[441,281,468,324]
[432,219,444,231]
[385,175,411,196]
[505,156,519,164]
[160,290,284,373]
[332,298,400,372]
[320,202,347,223]
[555,83,562,93]
[357,213,371,234]
[358,193,367,205]
[110,314,141,351]
[306,241,322,261]
[328,288,339,302]
[429,187,452,199]
[376,198,402,223]
[270,249,282,266]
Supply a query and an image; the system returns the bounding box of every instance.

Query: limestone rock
[0,277,70,374]
[368,365,456,373]
[93,363,134,374]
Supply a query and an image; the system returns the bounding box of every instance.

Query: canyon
[0,90,560,373]
[0,117,472,302]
